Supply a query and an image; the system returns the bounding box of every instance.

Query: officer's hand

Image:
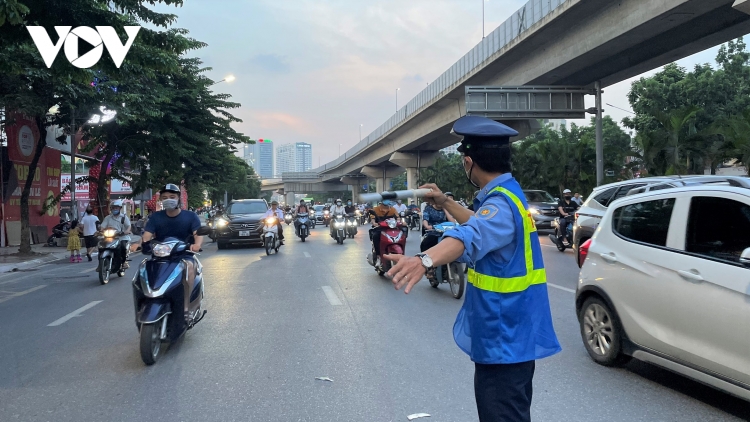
[420,183,447,207]
[384,254,425,294]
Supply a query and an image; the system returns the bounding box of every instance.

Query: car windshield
[314,205,325,212]
[227,202,268,214]
[524,191,555,203]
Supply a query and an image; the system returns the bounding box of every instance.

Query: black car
[213,199,269,249]
[523,190,559,230]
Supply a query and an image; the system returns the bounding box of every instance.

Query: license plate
[239,231,250,237]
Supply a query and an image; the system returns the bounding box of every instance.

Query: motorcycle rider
[557,188,579,243]
[421,192,456,252]
[295,199,309,215]
[344,199,356,215]
[369,200,399,261]
[97,199,132,271]
[329,199,347,237]
[393,199,407,214]
[263,200,285,244]
[141,184,202,253]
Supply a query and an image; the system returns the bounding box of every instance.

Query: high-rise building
[275,142,313,175]
[441,143,460,155]
[244,139,274,178]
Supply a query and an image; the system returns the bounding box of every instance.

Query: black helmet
[444,191,454,198]
[160,183,181,195]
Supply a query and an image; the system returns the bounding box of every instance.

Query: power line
[606,103,635,115]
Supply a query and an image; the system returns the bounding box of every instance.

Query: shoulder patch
[476,204,499,220]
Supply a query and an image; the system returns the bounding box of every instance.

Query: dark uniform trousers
[474,360,535,422]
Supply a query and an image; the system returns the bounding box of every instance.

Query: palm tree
[653,106,701,174]
[714,108,750,176]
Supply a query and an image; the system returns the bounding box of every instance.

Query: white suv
[576,184,750,401]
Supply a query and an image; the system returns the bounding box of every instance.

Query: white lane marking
[0,285,47,304]
[304,252,311,258]
[540,244,557,248]
[321,286,342,306]
[548,283,575,293]
[47,300,103,326]
[81,266,97,273]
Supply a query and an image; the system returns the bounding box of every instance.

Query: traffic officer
[384,115,561,422]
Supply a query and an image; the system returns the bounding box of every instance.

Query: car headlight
[152,243,174,257]
[528,207,540,215]
[102,228,118,238]
[216,218,229,227]
[387,219,397,229]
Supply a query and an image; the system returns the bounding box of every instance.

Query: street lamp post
[359,124,363,141]
[211,74,236,86]
[396,88,400,112]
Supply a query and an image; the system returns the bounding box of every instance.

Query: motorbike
[345,213,358,238]
[262,216,282,255]
[549,216,574,252]
[132,227,210,365]
[310,210,317,229]
[331,214,346,244]
[323,210,331,227]
[47,218,71,246]
[359,210,369,226]
[406,210,421,231]
[206,218,217,243]
[425,222,466,299]
[295,213,311,242]
[284,212,293,225]
[367,218,408,277]
[98,228,130,285]
[354,209,363,226]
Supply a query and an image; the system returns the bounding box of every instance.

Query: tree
[418,152,474,201]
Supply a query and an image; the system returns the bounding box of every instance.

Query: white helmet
[562,189,572,194]
[111,199,124,208]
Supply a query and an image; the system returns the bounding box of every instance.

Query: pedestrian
[573,192,583,206]
[384,116,561,422]
[80,206,100,261]
[66,220,82,262]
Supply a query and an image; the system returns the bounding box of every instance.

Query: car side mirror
[196,226,212,236]
[740,248,750,266]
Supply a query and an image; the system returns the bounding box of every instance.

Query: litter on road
[407,413,431,420]
[314,377,333,382]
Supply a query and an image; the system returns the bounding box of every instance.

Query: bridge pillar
[388,152,438,190]
[286,191,296,206]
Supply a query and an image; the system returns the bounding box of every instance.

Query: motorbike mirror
[741,248,750,267]
[196,226,213,236]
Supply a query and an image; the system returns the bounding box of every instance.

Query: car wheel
[217,241,228,250]
[579,297,631,366]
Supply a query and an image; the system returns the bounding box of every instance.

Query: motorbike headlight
[152,243,174,257]
[216,218,229,228]
[267,217,277,225]
[102,228,118,238]
[324,211,329,215]
[387,219,397,229]
[355,210,361,216]
[528,207,540,215]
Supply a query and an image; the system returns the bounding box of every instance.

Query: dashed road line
[47,301,103,327]
[0,285,48,304]
[548,283,575,293]
[304,252,311,258]
[321,286,342,306]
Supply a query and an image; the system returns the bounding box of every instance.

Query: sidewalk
[0,244,71,273]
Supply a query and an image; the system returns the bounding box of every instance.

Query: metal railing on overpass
[308,0,570,175]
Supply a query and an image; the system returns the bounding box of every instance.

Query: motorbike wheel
[556,238,566,252]
[301,236,306,242]
[98,257,112,285]
[265,238,273,255]
[139,322,163,366]
[428,276,439,288]
[118,270,125,278]
[448,263,466,299]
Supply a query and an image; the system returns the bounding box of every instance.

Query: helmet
[111,199,124,208]
[271,200,279,205]
[160,183,181,195]
[563,189,572,194]
[444,191,454,198]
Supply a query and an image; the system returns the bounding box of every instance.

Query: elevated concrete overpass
[280,0,750,198]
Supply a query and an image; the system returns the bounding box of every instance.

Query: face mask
[464,158,480,189]
[347,201,352,206]
[162,199,179,210]
[336,202,341,206]
[564,195,572,200]
[382,200,391,206]
[111,209,120,216]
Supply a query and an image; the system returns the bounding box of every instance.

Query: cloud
[240,111,316,135]
[246,54,291,74]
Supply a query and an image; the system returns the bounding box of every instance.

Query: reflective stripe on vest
[467,186,546,294]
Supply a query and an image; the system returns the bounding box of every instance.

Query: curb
[0,251,70,274]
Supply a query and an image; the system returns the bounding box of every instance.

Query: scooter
[354,209,363,226]
[345,213,358,238]
[407,210,421,231]
[549,216,573,252]
[132,227,210,365]
[284,212,293,225]
[425,222,466,299]
[331,213,346,244]
[323,210,331,227]
[98,228,130,285]
[367,218,408,277]
[262,216,282,255]
[295,213,311,242]
[47,218,71,246]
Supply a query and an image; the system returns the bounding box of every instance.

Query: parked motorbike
[262,216,282,255]
[549,216,573,252]
[284,212,293,225]
[132,227,210,365]
[47,219,71,246]
[345,213,358,238]
[295,213,311,242]
[425,222,466,299]
[367,218,408,276]
[331,214,346,244]
[98,228,130,285]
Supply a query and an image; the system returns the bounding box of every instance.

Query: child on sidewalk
[67,220,82,262]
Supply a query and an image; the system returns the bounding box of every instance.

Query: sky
[152,0,725,167]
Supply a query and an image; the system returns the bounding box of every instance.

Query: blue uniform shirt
[443,173,516,267]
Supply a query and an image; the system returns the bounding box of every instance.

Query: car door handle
[599,253,618,263]
[678,270,704,282]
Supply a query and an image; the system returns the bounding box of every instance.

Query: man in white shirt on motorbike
[97,199,132,271]
[263,201,285,244]
[328,199,347,237]
[393,199,407,214]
